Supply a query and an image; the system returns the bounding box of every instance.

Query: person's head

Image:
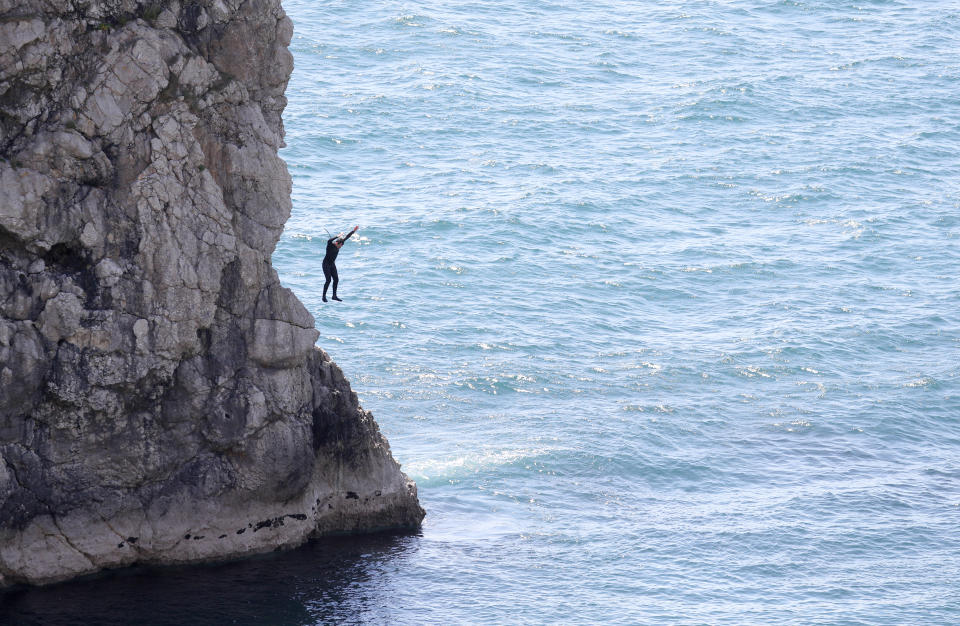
[334,240,343,248]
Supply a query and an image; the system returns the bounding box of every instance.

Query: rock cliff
[0,0,423,585]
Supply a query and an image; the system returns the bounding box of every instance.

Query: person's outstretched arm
[339,225,359,243]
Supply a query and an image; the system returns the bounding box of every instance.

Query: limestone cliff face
[0,0,423,585]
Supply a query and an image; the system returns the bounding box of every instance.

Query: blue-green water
[4,0,960,623]
[275,0,960,621]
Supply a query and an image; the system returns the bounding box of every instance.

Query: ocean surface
[4,0,960,623]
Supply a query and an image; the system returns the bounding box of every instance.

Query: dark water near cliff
[4,0,960,623]
[0,533,421,624]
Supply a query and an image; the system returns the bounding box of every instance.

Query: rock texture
[0,0,423,586]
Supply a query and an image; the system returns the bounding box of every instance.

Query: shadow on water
[0,531,421,626]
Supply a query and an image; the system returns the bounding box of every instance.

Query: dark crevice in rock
[42,242,101,309]
[42,242,88,275]
[196,326,212,352]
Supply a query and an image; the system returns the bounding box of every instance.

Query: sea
[3,0,960,623]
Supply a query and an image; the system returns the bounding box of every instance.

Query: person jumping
[322,225,359,302]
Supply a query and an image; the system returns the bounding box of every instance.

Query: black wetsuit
[322,230,354,301]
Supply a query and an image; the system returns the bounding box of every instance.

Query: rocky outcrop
[0,0,423,586]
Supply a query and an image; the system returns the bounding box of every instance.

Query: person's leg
[322,263,332,302]
[331,265,341,301]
